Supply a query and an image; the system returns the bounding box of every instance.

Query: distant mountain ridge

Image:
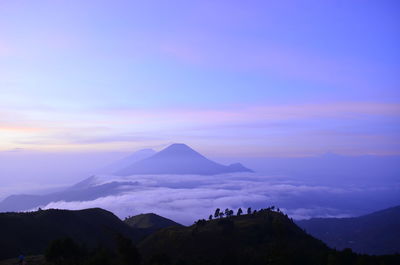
[0,180,138,212]
[296,205,400,255]
[116,143,253,175]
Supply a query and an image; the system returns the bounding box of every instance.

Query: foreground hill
[125,213,182,235]
[296,205,400,255]
[116,143,253,175]
[139,209,400,265]
[1,208,399,265]
[0,208,140,260]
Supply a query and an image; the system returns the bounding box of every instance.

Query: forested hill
[138,209,400,265]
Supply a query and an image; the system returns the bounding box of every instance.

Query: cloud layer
[37,173,399,225]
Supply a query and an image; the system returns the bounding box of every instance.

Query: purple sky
[1,0,399,156]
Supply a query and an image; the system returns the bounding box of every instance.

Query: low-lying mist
[36,172,399,225]
[1,150,399,225]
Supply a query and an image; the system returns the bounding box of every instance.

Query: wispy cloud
[1,102,399,155]
[0,125,43,132]
[105,102,400,125]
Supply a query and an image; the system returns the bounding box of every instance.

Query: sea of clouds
[34,172,400,225]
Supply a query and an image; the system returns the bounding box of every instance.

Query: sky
[1,0,399,157]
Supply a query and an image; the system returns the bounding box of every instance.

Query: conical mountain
[116,143,253,175]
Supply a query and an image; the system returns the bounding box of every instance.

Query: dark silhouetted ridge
[0,208,140,260]
[1,208,399,265]
[138,209,400,265]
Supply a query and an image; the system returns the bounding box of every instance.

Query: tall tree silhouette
[214,208,220,218]
[225,208,230,217]
[237,208,243,216]
[229,209,234,217]
[247,207,252,215]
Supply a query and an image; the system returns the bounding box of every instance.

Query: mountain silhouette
[116,143,253,175]
[296,205,400,255]
[0,144,253,212]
